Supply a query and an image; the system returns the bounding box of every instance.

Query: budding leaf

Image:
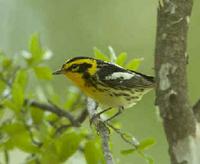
[94,47,110,61]
[125,58,143,71]
[116,52,127,66]
[138,138,155,151]
[12,82,24,111]
[28,33,44,64]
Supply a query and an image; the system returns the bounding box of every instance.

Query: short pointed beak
[52,69,65,75]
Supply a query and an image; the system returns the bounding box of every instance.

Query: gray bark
[155,0,200,164]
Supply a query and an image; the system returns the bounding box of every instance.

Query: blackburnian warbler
[53,56,154,120]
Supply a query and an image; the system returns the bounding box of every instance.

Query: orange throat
[65,72,92,94]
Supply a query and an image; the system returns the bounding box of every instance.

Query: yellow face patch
[63,58,97,93]
[64,58,97,75]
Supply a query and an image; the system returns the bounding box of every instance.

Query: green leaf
[28,33,44,64]
[93,47,109,61]
[121,148,136,155]
[10,69,27,110]
[12,82,24,110]
[13,131,39,153]
[2,122,26,135]
[125,58,143,71]
[32,123,49,144]
[41,139,60,164]
[2,123,39,152]
[121,138,155,155]
[14,69,28,90]
[116,52,127,66]
[3,99,18,111]
[56,130,83,162]
[84,139,104,164]
[34,66,52,80]
[138,138,155,151]
[30,106,44,124]
[45,113,59,122]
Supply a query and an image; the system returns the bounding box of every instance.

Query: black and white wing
[96,62,155,89]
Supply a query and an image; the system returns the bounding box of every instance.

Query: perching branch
[86,98,114,164]
[155,0,200,164]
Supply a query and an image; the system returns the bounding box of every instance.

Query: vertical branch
[155,0,200,164]
[87,98,114,164]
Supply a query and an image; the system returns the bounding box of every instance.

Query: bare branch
[87,98,114,164]
[25,99,79,126]
[55,108,88,135]
[76,108,88,124]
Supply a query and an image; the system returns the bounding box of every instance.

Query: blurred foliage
[0,35,155,164]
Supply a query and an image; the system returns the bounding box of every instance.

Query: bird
[53,56,155,121]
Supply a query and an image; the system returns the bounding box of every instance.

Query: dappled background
[0,0,200,163]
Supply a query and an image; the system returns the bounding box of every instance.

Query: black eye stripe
[82,63,92,68]
[68,63,92,72]
[78,63,92,72]
[71,64,79,69]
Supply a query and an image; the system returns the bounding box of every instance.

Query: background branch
[86,98,114,164]
[25,99,87,127]
[154,0,200,164]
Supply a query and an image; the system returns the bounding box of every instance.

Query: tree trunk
[155,0,200,163]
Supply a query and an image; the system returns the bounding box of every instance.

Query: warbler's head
[53,57,97,84]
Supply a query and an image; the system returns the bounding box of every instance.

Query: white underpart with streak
[105,72,135,80]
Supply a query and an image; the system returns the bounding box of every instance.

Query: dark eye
[71,64,79,72]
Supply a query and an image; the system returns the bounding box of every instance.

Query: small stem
[107,123,138,148]
[87,98,114,164]
[4,150,9,164]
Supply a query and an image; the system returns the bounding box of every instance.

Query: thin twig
[76,108,88,123]
[54,108,88,135]
[87,98,114,164]
[25,99,79,126]
[107,123,138,148]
